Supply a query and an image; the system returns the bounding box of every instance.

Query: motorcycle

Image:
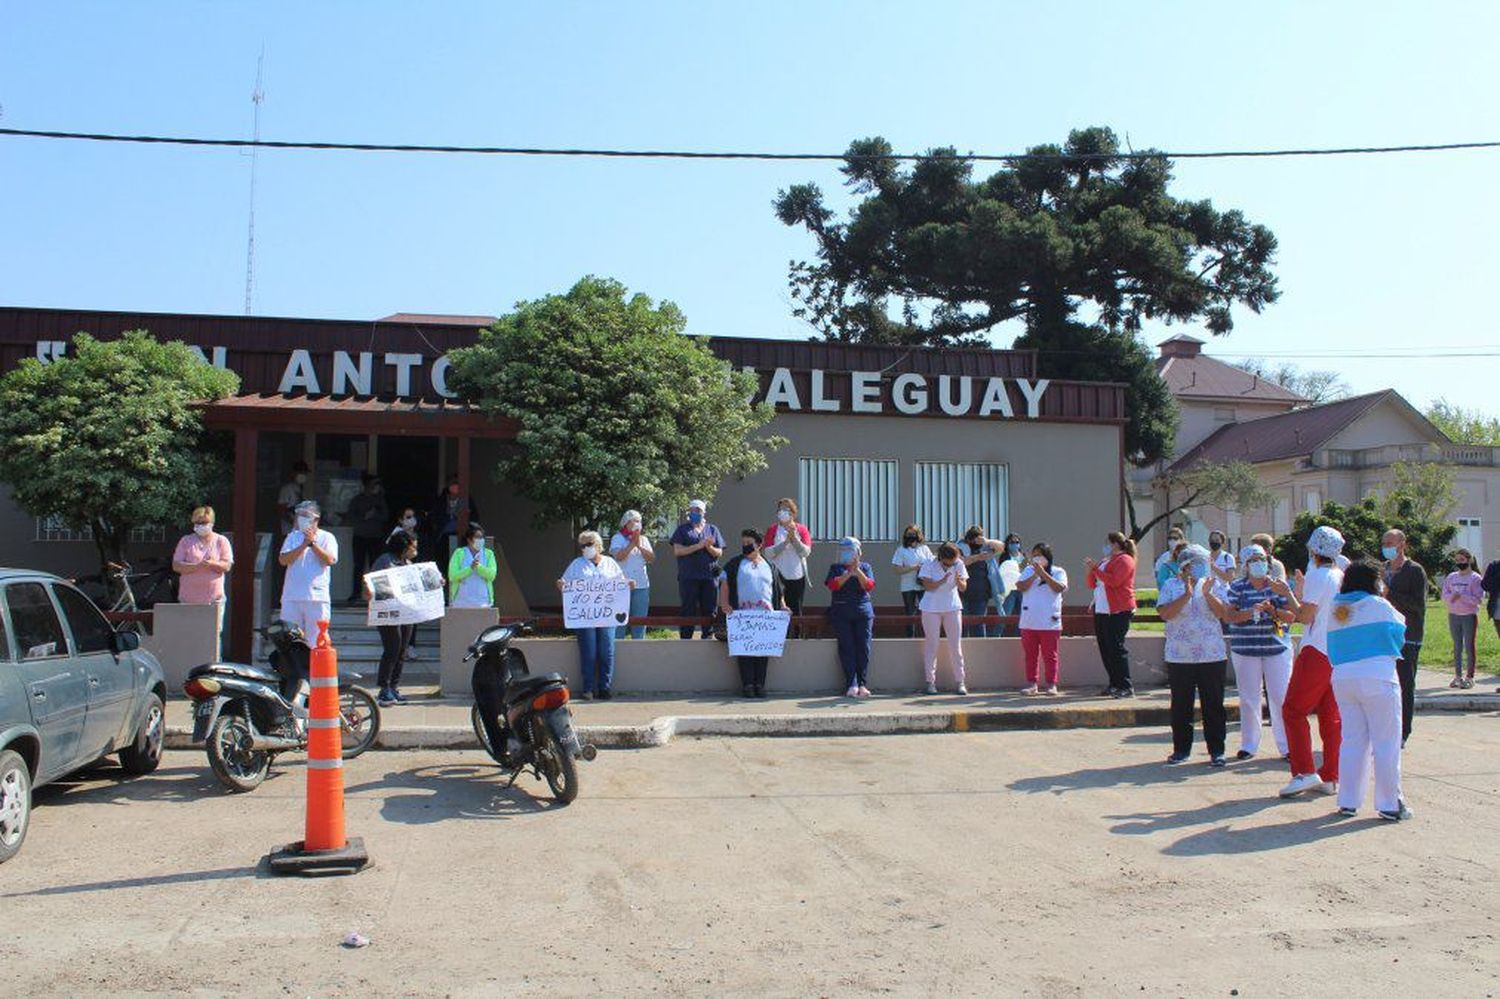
[467,622,596,804]
[183,620,381,792]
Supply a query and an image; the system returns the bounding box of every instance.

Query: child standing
[1441,549,1485,689]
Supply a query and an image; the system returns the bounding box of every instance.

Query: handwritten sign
[365,561,446,626]
[562,576,632,629]
[726,608,792,658]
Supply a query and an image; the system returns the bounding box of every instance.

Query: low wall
[436,631,1172,697]
[142,602,222,694]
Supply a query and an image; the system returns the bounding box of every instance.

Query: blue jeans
[576,626,616,693]
[999,590,1022,638]
[678,578,717,639]
[830,602,874,688]
[962,589,991,638]
[617,586,650,639]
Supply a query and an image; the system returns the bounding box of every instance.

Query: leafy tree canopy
[1135,460,1273,542]
[775,126,1279,465]
[447,276,785,532]
[1275,493,1458,585]
[1425,398,1500,446]
[1230,359,1350,405]
[0,331,240,570]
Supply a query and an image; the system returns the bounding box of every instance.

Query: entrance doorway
[378,434,442,544]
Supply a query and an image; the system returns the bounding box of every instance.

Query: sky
[2,1,1498,414]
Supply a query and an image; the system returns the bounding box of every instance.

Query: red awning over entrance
[201,393,518,438]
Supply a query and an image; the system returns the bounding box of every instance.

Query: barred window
[914,462,1008,544]
[798,458,899,543]
[34,516,166,544]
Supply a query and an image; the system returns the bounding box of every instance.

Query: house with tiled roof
[1131,336,1499,580]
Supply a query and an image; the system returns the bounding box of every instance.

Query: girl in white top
[1208,530,1237,584]
[609,509,655,640]
[892,523,936,637]
[557,530,630,699]
[917,542,969,695]
[1015,543,1068,694]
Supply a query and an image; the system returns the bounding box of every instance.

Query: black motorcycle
[184,620,381,792]
[467,623,595,804]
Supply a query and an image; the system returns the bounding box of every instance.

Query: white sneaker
[955,684,968,696]
[1312,780,1338,796]
[405,648,421,660]
[1019,684,1039,695]
[845,686,859,698]
[923,682,938,695]
[1278,774,1323,798]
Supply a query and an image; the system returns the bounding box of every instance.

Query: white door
[1457,517,1482,556]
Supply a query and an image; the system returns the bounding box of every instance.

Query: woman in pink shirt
[1441,548,1486,688]
[172,505,234,643]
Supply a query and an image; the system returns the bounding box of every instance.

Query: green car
[0,569,168,863]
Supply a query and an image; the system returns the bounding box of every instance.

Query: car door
[3,582,89,781]
[53,583,135,759]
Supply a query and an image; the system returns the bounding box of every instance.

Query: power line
[2,126,1499,162]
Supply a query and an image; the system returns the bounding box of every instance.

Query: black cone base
[266,837,370,877]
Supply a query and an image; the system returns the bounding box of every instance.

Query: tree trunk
[91,515,130,608]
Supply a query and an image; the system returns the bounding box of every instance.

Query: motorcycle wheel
[531,715,578,805]
[471,704,496,759]
[338,688,381,759]
[207,714,269,792]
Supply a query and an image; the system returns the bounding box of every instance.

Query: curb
[162,692,1497,752]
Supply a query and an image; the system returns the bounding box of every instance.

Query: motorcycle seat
[188,661,282,686]
[505,672,567,699]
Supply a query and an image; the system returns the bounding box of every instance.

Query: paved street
[4,717,1498,997]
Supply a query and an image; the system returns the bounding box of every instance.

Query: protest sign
[726,608,792,657]
[562,575,632,629]
[365,561,447,626]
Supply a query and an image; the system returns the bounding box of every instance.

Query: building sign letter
[763,367,801,410]
[278,350,321,394]
[384,353,423,398]
[937,375,971,417]
[332,351,373,396]
[850,371,882,413]
[977,377,1014,418]
[891,373,927,415]
[1017,378,1050,419]
[430,355,457,399]
[810,369,839,413]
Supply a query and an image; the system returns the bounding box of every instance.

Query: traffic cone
[267,619,369,876]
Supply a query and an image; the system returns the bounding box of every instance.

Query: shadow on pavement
[4,860,271,898]
[1105,794,1290,835]
[1007,758,1221,795]
[1162,810,1370,856]
[344,764,556,824]
[32,764,275,807]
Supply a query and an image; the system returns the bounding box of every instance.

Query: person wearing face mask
[1272,525,1345,798]
[825,537,876,698]
[385,508,426,659]
[917,542,969,695]
[997,533,1025,638]
[558,530,629,699]
[431,475,480,559]
[1441,548,1485,689]
[958,526,1004,637]
[892,524,936,638]
[344,474,390,603]
[1158,545,1231,766]
[1217,544,1295,760]
[1207,531,1237,585]
[277,461,310,534]
[366,529,418,706]
[277,499,339,645]
[1249,533,1288,582]
[609,509,656,639]
[763,498,813,628]
[448,522,498,609]
[670,499,724,640]
[1084,531,1139,698]
[1380,528,1427,743]
[718,529,788,698]
[1015,543,1068,695]
[172,505,234,650]
[1154,527,1187,589]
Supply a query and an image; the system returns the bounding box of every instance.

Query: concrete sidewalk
[163,667,1499,750]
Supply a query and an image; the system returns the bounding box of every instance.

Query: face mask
[401,516,417,529]
[1457,562,1470,571]
[777,509,791,523]
[687,511,703,525]
[294,473,307,485]
[1247,561,1268,580]
[741,543,756,556]
[840,547,858,563]
[622,525,637,537]
[581,545,598,560]
[1101,544,1113,558]
[193,523,212,537]
[471,537,486,551]
[1209,539,1222,551]
[1381,545,1398,560]
[296,515,313,531]
[1007,543,1020,555]
[904,533,918,545]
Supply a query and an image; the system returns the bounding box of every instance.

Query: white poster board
[562,576,632,629]
[365,561,447,626]
[726,608,792,658]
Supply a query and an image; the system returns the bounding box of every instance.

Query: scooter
[183,620,381,792]
[467,622,596,804]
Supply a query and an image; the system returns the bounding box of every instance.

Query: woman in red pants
[1272,525,1345,798]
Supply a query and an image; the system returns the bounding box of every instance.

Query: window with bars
[34,516,165,544]
[913,462,1008,544]
[798,458,899,542]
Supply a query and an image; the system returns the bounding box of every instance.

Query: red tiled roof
[1168,391,1395,470]
[1156,352,1306,405]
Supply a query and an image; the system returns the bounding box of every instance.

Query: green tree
[1275,497,1456,584]
[0,331,240,574]
[1377,461,1457,526]
[447,276,786,532]
[774,126,1279,466]
[1133,460,1274,543]
[1425,398,1500,445]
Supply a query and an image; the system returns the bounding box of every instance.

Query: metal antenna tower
[243,48,265,315]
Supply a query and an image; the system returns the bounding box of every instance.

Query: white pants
[1330,673,1404,814]
[921,610,965,685]
[1232,649,1293,756]
[280,599,331,646]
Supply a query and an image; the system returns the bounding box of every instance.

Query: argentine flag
[1326,591,1406,669]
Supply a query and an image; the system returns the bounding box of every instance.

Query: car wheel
[0,749,32,864]
[119,693,165,776]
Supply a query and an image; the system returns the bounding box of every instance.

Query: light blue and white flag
[1326,591,1406,668]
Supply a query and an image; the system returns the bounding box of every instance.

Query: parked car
[0,569,168,863]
